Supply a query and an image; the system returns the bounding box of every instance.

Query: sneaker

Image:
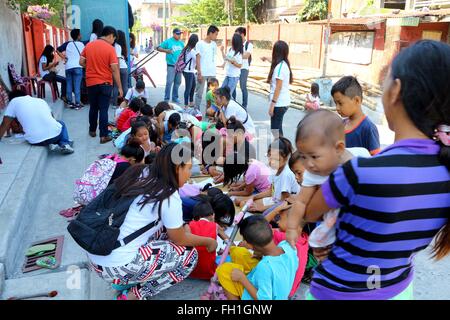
[73,104,82,110]
[68,140,74,148]
[60,144,74,154]
[48,144,61,152]
[172,99,181,105]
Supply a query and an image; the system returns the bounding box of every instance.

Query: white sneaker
[61,144,74,154]
[48,144,61,152]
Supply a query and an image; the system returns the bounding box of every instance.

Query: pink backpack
[73,154,127,205]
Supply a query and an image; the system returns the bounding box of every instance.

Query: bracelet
[272,100,277,104]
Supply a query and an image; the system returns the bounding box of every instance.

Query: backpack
[67,184,160,256]
[175,48,193,73]
[73,154,127,205]
[245,42,252,66]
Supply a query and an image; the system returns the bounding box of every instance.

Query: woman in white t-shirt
[261,41,293,138]
[38,45,67,104]
[89,19,103,42]
[214,87,256,137]
[220,33,243,96]
[181,34,199,108]
[129,33,139,69]
[87,143,217,300]
[112,30,130,107]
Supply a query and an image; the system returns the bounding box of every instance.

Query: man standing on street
[194,25,219,113]
[233,27,253,110]
[157,28,185,104]
[80,26,122,144]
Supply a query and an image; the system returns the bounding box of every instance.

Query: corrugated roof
[279,4,304,17]
[309,17,386,27]
[309,8,450,26]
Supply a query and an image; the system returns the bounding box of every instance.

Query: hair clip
[433,124,450,146]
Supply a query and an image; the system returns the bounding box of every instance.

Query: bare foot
[127,289,139,300]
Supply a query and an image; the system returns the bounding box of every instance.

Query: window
[157,7,169,18]
[382,0,406,10]
[422,30,442,41]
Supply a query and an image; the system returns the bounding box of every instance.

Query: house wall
[400,22,449,43]
[324,21,449,85]
[325,22,393,85]
[0,0,23,89]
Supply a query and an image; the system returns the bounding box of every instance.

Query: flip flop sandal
[36,256,58,269]
[59,205,83,218]
[115,290,129,300]
[26,244,56,257]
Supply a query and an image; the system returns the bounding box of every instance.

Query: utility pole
[163,0,167,41]
[322,0,332,77]
[168,0,172,31]
[227,0,232,26]
[244,0,248,24]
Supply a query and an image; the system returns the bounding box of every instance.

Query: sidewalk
[0,63,449,299]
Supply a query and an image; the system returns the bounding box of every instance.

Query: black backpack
[245,41,252,66]
[67,184,160,256]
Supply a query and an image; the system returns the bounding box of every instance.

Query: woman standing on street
[261,40,293,138]
[112,30,130,107]
[181,34,199,108]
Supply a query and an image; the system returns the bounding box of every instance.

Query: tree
[9,0,66,27]
[175,0,262,30]
[299,0,328,22]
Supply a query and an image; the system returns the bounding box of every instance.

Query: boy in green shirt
[206,77,219,119]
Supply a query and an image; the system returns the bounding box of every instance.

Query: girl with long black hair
[90,19,104,42]
[38,45,67,104]
[287,40,450,300]
[261,40,293,138]
[220,33,243,95]
[181,34,199,108]
[112,30,130,107]
[87,142,217,300]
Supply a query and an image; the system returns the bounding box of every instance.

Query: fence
[199,23,325,70]
[22,14,69,77]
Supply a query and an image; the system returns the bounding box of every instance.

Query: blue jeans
[32,120,70,147]
[183,72,196,106]
[112,68,129,106]
[270,107,288,137]
[66,68,83,104]
[165,65,182,102]
[88,84,112,137]
[222,76,239,96]
[232,69,249,109]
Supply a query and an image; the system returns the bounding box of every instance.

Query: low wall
[0,0,24,90]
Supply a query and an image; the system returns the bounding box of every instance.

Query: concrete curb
[0,263,4,296]
[0,146,48,277]
[0,97,64,278]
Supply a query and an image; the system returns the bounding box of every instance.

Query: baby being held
[287,110,370,260]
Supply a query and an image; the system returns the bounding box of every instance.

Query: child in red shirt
[185,200,229,280]
[116,98,144,132]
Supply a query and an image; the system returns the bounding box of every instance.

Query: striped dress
[312,139,450,300]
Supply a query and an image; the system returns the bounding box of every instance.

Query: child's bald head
[296,110,344,146]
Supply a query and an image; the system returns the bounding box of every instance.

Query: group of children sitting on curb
[67,72,384,300]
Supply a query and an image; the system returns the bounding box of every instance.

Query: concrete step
[1,268,91,300]
[0,95,65,278]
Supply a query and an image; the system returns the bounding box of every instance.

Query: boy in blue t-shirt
[216,215,298,300]
[331,76,380,155]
